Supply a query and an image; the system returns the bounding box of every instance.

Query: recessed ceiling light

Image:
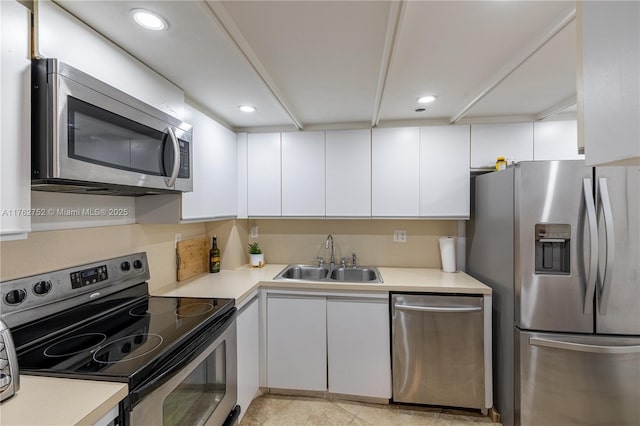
[130,9,168,31]
[417,95,437,104]
[238,105,257,113]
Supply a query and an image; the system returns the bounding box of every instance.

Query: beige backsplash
[1,218,459,293]
[239,219,458,268]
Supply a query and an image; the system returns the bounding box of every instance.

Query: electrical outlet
[393,230,407,243]
[250,226,259,238]
[175,233,182,245]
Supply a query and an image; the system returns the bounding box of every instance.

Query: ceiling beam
[371,1,406,128]
[201,0,304,130]
[536,95,577,121]
[449,8,576,124]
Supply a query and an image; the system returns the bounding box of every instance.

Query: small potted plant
[248,242,264,267]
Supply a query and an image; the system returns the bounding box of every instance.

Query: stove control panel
[0,253,150,325]
[70,265,108,289]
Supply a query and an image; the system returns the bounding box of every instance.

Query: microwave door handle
[583,178,598,315]
[597,177,615,315]
[165,127,180,188]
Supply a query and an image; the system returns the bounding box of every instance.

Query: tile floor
[239,394,502,426]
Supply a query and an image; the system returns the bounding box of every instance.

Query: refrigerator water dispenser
[534,224,570,275]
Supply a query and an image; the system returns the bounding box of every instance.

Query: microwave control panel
[178,140,190,178]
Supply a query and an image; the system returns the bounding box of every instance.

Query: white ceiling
[54,0,578,131]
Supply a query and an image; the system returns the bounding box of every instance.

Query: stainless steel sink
[277,265,329,280]
[330,267,379,282]
[274,264,383,283]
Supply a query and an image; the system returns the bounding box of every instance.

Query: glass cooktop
[17,295,234,386]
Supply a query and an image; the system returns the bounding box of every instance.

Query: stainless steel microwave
[31,58,193,195]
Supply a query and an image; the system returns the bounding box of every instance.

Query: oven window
[162,342,226,426]
[67,96,169,176]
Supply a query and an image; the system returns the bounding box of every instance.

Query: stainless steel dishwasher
[391,293,485,409]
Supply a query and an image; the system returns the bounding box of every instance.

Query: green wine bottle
[209,236,221,273]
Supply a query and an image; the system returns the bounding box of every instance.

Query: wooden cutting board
[176,237,209,281]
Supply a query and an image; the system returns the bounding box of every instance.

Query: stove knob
[5,289,26,305]
[121,261,131,272]
[33,280,52,295]
[133,260,143,269]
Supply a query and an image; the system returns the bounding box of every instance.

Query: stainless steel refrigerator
[466,160,640,426]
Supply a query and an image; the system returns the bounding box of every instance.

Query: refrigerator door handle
[582,178,598,315]
[597,177,615,315]
[529,337,640,354]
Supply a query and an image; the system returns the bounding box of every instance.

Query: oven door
[129,318,237,426]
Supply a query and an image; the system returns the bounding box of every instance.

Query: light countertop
[0,376,127,426]
[1,265,489,426]
[152,264,491,304]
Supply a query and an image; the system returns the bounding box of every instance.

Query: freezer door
[515,161,594,332]
[517,330,640,426]
[595,167,640,334]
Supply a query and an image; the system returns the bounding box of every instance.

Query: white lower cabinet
[327,296,391,399]
[236,294,260,423]
[266,293,327,391]
[265,291,391,399]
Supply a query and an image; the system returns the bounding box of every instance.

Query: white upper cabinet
[578,1,639,166]
[181,105,237,220]
[420,126,470,218]
[248,133,281,217]
[281,131,325,216]
[1,1,31,241]
[325,129,371,217]
[136,105,237,223]
[533,121,583,161]
[372,127,420,217]
[470,123,534,169]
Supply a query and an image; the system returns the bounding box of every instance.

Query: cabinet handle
[394,304,482,313]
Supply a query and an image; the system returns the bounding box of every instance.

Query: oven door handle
[129,307,236,405]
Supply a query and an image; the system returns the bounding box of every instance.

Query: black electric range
[0,253,239,424]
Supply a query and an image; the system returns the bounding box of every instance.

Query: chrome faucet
[325,234,336,267]
[352,252,357,268]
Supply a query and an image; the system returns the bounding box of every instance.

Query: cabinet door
[1,1,31,240]
[420,126,470,218]
[181,105,237,220]
[236,295,260,423]
[372,128,420,217]
[325,129,371,217]
[248,133,281,216]
[281,132,325,216]
[267,294,326,391]
[533,121,583,161]
[470,123,533,169]
[579,1,639,166]
[327,296,391,399]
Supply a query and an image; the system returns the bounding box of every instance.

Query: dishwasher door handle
[393,304,482,313]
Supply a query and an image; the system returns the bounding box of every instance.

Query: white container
[250,253,264,267]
